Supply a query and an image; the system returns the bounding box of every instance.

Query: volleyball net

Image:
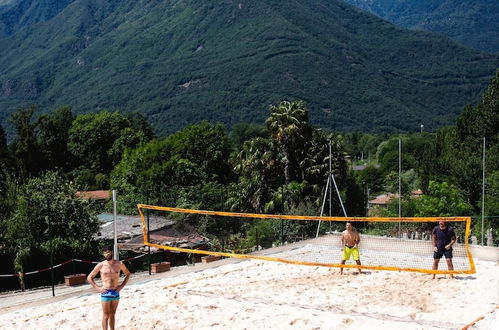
[137,204,476,275]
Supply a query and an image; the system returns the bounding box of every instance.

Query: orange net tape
[137,204,475,275]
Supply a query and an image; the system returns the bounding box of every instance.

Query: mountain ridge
[343,0,499,54]
[0,0,497,136]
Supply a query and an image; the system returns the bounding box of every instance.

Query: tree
[36,106,75,172]
[0,124,13,172]
[4,171,99,276]
[68,111,153,188]
[0,124,6,150]
[9,105,40,176]
[415,181,472,217]
[111,122,233,213]
[168,122,232,184]
[228,137,280,212]
[229,123,268,149]
[304,131,347,190]
[457,69,498,141]
[266,100,313,184]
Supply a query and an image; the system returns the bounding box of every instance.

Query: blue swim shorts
[101,289,120,302]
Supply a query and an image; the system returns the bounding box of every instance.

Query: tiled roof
[369,194,399,205]
[76,190,110,200]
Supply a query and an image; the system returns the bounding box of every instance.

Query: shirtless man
[87,247,131,330]
[340,222,362,274]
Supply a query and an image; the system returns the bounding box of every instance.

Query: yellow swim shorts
[342,246,360,261]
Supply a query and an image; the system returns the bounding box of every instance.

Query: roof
[411,189,424,196]
[76,190,110,201]
[95,213,173,241]
[95,213,208,252]
[369,190,424,205]
[369,193,399,205]
[124,224,209,252]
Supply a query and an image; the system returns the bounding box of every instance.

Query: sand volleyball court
[0,245,497,330]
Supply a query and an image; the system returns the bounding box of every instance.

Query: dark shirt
[432,226,456,251]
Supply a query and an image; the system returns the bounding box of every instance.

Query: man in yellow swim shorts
[340,222,362,274]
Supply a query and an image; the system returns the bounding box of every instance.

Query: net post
[481,137,485,246]
[146,192,151,275]
[112,190,119,261]
[398,138,401,238]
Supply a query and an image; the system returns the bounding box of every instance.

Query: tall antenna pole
[481,137,486,245]
[398,138,401,237]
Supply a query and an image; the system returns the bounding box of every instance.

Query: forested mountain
[0,0,498,136]
[0,0,75,37]
[343,0,499,54]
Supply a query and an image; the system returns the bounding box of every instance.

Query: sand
[0,250,497,330]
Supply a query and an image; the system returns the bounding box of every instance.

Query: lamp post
[420,124,424,134]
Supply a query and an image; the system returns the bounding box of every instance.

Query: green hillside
[0,0,75,37]
[0,0,498,135]
[344,0,499,54]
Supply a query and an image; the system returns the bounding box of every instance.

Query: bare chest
[342,231,358,241]
[100,262,120,277]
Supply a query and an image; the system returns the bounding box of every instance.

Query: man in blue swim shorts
[431,221,456,279]
[87,247,131,330]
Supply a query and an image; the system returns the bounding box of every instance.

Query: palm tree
[265,101,312,185]
[229,137,278,212]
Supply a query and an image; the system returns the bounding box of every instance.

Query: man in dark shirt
[431,221,456,279]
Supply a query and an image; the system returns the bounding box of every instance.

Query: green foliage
[36,106,75,171]
[266,100,313,184]
[344,172,367,216]
[457,70,499,141]
[68,111,146,173]
[344,132,385,163]
[228,102,348,218]
[111,121,232,213]
[67,110,153,188]
[344,0,499,54]
[2,171,99,273]
[1,0,497,136]
[229,123,268,149]
[8,104,40,176]
[415,181,472,217]
[425,71,499,210]
[354,164,383,193]
[485,171,499,217]
[228,137,280,212]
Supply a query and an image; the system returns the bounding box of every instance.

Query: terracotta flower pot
[151,262,171,273]
[64,274,87,286]
[201,255,222,263]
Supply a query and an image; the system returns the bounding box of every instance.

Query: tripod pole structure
[316,140,348,238]
[331,173,348,217]
[316,176,331,238]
